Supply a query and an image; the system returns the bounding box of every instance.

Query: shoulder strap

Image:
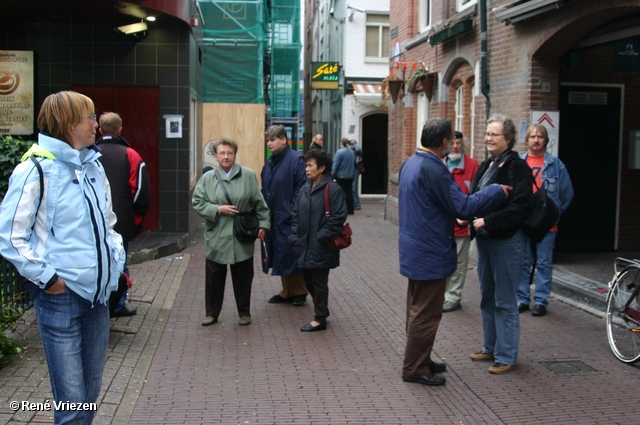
[214,169,233,205]
[324,180,332,222]
[29,155,44,233]
[511,157,539,190]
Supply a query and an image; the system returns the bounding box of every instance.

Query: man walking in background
[332,138,356,215]
[350,140,364,210]
[262,125,309,306]
[97,112,150,317]
[442,131,478,313]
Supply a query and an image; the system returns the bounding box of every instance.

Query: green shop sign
[311,62,341,90]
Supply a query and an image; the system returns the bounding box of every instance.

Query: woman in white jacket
[0,91,124,425]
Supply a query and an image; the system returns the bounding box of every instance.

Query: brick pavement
[2,199,640,424]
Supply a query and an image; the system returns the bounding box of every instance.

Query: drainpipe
[480,0,490,158]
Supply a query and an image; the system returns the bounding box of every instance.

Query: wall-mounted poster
[163,114,183,138]
[0,51,34,135]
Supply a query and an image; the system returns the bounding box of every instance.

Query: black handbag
[214,170,259,244]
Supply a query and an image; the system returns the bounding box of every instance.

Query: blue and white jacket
[0,133,125,306]
[520,151,574,215]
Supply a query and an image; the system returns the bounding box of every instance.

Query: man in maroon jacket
[97,112,151,317]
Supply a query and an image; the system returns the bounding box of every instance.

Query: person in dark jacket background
[468,113,534,375]
[289,149,347,332]
[398,117,508,386]
[332,138,356,214]
[97,112,150,317]
[261,125,309,306]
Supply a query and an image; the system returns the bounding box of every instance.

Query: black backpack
[508,160,560,244]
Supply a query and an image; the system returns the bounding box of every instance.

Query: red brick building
[387,0,640,251]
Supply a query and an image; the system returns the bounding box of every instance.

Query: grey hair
[487,113,517,149]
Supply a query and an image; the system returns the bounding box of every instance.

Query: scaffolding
[269,0,301,118]
[197,0,301,119]
[198,0,268,104]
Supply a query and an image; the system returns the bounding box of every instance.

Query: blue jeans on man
[352,172,361,209]
[32,289,110,425]
[517,231,556,308]
[476,230,525,366]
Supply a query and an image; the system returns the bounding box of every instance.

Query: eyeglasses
[83,114,97,121]
[216,151,235,157]
[485,133,504,139]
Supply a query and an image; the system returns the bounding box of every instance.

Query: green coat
[192,164,270,264]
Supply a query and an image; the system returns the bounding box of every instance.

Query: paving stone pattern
[1,200,639,424]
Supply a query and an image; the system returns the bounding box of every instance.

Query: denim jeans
[32,288,110,425]
[517,231,556,308]
[477,230,525,365]
[352,173,361,209]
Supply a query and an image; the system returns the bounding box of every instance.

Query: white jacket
[0,133,124,305]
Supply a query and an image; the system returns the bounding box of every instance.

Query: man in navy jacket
[261,125,309,306]
[398,118,508,386]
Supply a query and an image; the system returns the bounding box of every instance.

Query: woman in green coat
[192,137,270,327]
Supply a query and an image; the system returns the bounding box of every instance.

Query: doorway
[556,84,623,250]
[361,113,388,195]
[73,84,160,231]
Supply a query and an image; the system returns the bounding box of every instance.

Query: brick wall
[386,0,640,248]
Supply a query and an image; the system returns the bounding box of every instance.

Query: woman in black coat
[289,149,348,332]
[468,113,533,374]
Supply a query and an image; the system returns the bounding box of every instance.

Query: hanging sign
[311,62,341,90]
[0,50,34,135]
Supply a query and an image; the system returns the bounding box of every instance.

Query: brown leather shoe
[470,351,495,361]
[488,363,517,374]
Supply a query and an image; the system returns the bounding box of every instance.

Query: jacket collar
[38,132,100,166]
[269,145,290,164]
[96,134,131,148]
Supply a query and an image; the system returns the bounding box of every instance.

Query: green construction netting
[199,0,268,103]
[270,1,300,116]
[198,0,301,111]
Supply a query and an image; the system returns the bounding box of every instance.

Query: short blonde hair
[312,134,323,144]
[487,113,517,149]
[37,91,94,146]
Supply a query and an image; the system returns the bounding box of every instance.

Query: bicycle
[606,257,640,364]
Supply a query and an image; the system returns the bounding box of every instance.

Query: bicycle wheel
[606,267,640,364]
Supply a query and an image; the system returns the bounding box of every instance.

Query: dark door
[73,85,159,232]
[556,84,621,250]
[361,113,388,195]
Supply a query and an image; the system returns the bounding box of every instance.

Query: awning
[353,84,382,106]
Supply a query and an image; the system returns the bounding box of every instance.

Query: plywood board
[203,103,265,184]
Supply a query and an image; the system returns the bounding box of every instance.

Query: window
[366,14,389,59]
[457,0,476,12]
[416,92,429,147]
[455,85,464,132]
[418,0,431,33]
